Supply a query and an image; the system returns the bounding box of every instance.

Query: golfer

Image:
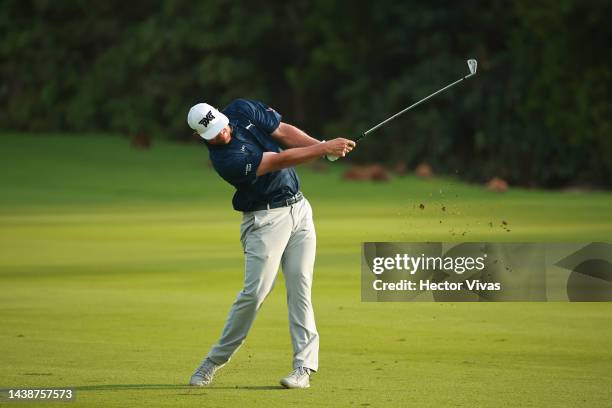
[186,99,355,389]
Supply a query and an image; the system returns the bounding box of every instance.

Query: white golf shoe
[189,358,223,386]
[280,367,311,389]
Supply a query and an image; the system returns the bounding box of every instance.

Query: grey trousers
[206,197,319,371]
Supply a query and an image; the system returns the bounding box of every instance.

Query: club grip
[327,133,364,161]
[353,132,366,142]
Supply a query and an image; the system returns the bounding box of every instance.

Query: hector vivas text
[371,253,501,292]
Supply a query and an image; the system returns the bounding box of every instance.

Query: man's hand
[322,138,356,159]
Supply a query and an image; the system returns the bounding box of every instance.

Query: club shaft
[356,72,475,142]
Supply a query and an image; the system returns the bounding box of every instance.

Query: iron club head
[467,59,477,75]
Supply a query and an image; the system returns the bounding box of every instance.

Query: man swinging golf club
[186,98,355,389]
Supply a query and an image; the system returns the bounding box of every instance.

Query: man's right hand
[323,138,356,158]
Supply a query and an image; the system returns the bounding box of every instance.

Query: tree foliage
[1,0,610,187]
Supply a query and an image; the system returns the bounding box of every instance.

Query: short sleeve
[216,150,263,186]
[237,99,282,133]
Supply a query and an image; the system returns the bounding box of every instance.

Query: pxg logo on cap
[187,103,229,140]
[199,111,215,127]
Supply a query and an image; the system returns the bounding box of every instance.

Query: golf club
[357,59,477,142]
[328,59,477,161]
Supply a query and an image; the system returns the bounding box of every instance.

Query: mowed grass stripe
[1,133,612,407]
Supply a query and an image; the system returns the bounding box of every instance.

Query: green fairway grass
[1,133,612,407]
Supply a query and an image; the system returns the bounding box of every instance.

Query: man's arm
[270,122,321,148]
[256,138,356,176]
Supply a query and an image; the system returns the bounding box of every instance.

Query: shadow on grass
[73,384,285,391]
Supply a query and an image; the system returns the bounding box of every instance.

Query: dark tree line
[1,0,611,187]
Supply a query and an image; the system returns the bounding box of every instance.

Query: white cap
[187,103,229,140]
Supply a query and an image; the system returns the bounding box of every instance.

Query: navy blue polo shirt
[207,99,300,212]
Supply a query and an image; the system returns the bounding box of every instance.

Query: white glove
[320,140,340,161]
